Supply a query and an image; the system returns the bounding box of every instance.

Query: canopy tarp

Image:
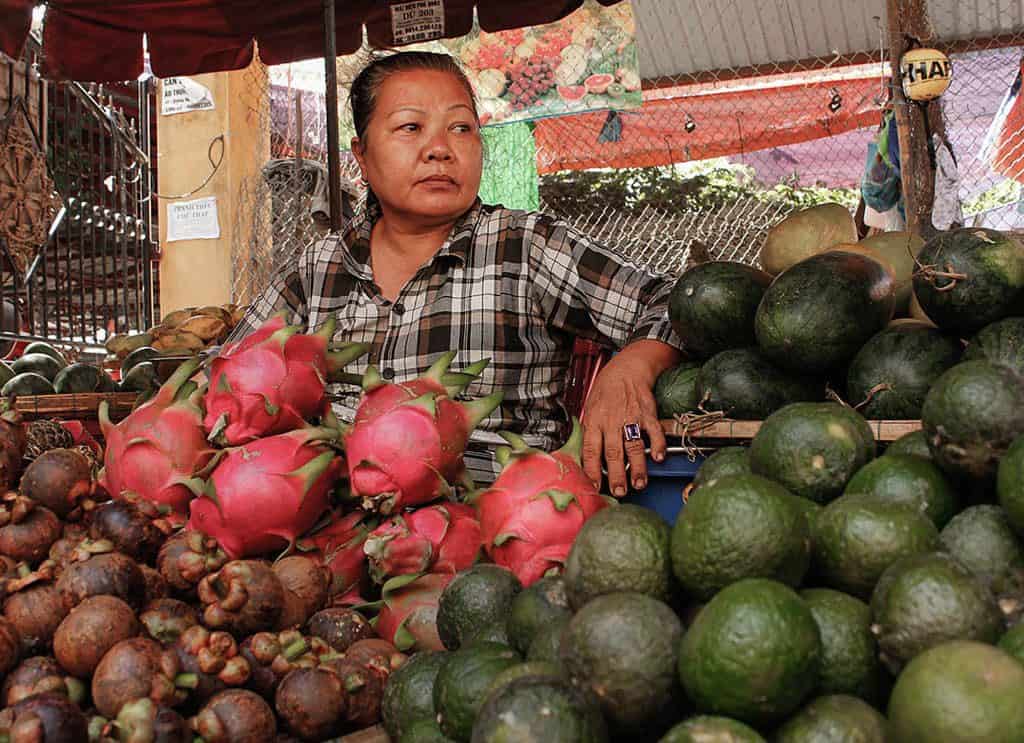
[0,0,620,81]
[534,71,885,174]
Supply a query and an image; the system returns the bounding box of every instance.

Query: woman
[238,51,682,495]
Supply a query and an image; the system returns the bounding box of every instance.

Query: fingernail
[613,486,626,497]
[634,478,646,490]
[653,452,665,462]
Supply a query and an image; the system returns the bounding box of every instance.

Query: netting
[229,0,1024,303]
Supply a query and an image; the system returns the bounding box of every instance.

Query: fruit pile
[0,309,618,741]
[655,205,1024,423]
[505,55,558,111]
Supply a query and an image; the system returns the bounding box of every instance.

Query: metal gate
[1,38,156,352]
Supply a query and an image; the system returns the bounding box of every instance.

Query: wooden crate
[11,393,139,423]
[661,418,922,443]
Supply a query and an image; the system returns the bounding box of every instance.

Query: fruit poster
[434,0,641,126]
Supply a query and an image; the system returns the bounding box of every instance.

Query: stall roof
[0,0,620,81]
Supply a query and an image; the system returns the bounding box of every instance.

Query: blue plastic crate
[621,451,704,525]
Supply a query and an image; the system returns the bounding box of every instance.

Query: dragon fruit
[297,509,375,603]
[363,503,481,584]
[203,313,367,446]
[187,426,343,559]
[368,573,452,652]
[474,419,610,587]
[99,358,214,513]
[343,352,502,515]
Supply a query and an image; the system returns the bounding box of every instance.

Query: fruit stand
[0,1,1024,742]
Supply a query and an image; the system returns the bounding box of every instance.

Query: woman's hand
[581,340,681,496]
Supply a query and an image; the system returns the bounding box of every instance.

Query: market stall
[0,0,1021,741]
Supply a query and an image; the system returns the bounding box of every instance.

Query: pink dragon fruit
[204,314,368,446]
[343,352,502,515]
[187,426,343,559]
[98,357,214,513]
[297,509,375,603]
[368,573,453,652]
[363,502,481,584]
[474,418,610,587]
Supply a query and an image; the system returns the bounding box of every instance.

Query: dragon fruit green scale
[203,313,368,446]
[343,352,503,515]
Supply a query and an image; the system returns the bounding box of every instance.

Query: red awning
[534,72,885,173]
[0,0,621,81]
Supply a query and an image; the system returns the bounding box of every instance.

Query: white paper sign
[161,76,215,116]
[166,197,220,242]
[391,0,445,45]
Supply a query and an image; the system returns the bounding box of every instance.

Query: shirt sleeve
[528,215,682,350]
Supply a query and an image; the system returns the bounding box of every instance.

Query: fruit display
[0,221,1019,742]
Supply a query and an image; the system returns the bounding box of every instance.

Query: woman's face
[353,68,483,225]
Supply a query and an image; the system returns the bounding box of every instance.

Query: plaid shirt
[237,199,680,483]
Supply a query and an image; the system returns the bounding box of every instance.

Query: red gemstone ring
[623,422,642,442]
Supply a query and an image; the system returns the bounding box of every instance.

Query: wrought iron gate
[1,38,156,352]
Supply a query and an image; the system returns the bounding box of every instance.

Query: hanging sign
[391,0,446,45]
[900,48,953,102]
[161,76,215,116]
[412,0,641,126]
[166,197,220,242]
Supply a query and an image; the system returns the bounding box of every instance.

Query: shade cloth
[0,0,621,81]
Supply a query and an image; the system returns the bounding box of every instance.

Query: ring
[623,422,642,442]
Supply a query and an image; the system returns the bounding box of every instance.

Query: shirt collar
[338,198,483,280]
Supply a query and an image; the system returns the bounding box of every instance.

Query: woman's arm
[528,215,683,494]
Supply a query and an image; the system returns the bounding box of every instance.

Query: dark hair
[349,51,479,143]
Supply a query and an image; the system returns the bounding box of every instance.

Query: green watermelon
[654,362,700,418]
[22,342,67,366]
[691,447,751,490]
[53,364,117,394]
[921,360,1024,483]
[846,323,961,419]
[0,362,14,389]
[1,373,55,396]
[755,251,896,373]
[963,316,1024,376]
[912,228,1024,335]
[695,348,822,419]
[668,262,772,359]
[120,346,161,377]
[886,430,932,460]
[11,353,64,382]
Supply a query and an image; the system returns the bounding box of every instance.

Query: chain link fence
[229,0,1024,302]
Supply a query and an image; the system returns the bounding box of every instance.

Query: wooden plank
[11,393,139,421]
[661,419,922,443]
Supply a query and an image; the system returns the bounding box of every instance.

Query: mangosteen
[273,556,330,630]
[88,499,168,563]
[140,599,199,647]
[3,564,67,653]
[197,561,285,637]
[0,615,19,678]
[90,637,190,718]
[307,607,374,653]
[171,625,250,703]
[2,656,84,707]
[0,410,27,490]
[193,688,277,742]
[0,493,61,563]
[0,692,89,743]
[156,531,227,595]
[20,448,95,520]
[322,655,387,727]
[141,564,170,603]
[274,667,346,740]
[53,595,140,677]
[344,638,407,678]
[103,698,190,743]
[239,630,334,699]
[56,547,146,610]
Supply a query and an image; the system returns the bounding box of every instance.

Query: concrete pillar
[155,64,270,316]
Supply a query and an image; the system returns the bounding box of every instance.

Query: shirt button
[392,303,405,315]
[382,367,395,380]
